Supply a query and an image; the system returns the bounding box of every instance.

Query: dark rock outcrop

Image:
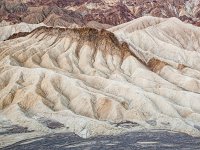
[0,0,200,27]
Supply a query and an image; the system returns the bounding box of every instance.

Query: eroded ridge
[1,17,200,138]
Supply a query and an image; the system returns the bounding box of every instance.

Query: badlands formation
[0,16,200,141]
[0,0,200,27]
[0,22,45,41]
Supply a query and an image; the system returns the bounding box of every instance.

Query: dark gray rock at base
[1,131,200,150]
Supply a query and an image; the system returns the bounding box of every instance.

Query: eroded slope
[0,22,45,41]
[0,17,200,138]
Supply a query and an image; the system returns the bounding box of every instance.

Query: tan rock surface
[0,17,200,140]
[0,22,45,41]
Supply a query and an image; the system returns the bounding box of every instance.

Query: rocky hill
[0,0,200,27]
[0,17,200,141]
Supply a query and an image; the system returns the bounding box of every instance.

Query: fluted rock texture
[0,17,200,138]
[0,22,45,41]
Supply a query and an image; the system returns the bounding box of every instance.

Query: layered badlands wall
[1,0,200,27]
[0,16,200,138]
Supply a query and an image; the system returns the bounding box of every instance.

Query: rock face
[0,22,45,41]
[0,17,200,138]
[0,0,200,27]
[0,0,112,28]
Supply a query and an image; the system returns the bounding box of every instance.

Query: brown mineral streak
[178,64,186,70]
[6,26,132,60]
[6,32,31,41]
[147,58,167,72]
